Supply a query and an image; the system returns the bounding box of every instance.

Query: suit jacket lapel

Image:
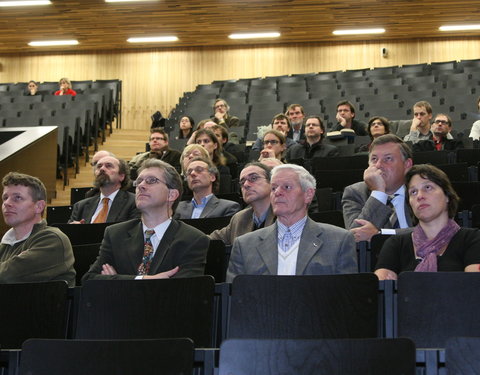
[295,219,323,275]
[149,220,176,273]
[126,221,145,271]
[200,196,218,218]
[255,224,278,275]
[107,190,124,222]
[85,196,101,223]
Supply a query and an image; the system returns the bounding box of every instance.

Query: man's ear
[168,189,179,202]
[305,188,315,204]
[35,200,46,215]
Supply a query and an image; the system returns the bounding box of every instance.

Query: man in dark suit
[413,113,463,152]
[128,128,182,178]
[226,164,357,282]
[210,162,275,246]
[83,159,209,281]
[69,155,139,224]
[342,134,414,242]
[173,157,241,219]
[286,115,339,161]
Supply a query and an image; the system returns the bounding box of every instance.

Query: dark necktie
[137,229,155,275]
[93,197,109,223]
[387,194,400,229]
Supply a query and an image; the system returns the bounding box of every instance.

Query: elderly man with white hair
[226,164,357,282]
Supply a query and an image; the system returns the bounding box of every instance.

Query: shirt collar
[192,194,213,208]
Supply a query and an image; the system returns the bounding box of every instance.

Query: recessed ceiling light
[439,24,480,31]
[127,36,178,43]
[0,0,51,6]
[333,28,385,35]
[229,32,280,39]
[29,40,79,47]
[106,0,158,2]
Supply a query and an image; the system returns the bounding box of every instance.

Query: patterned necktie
[387,194,400,229]
[93,197,109,223]
[282,229,293,252]
[137,229,155,275]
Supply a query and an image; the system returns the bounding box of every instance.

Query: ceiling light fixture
[0,0,51,6]
[439,24,480,31]
[333,28,385,35]
[106,0,158,2]
[229,32,280,39]
[127,36,178,43]
[29,40,79,46]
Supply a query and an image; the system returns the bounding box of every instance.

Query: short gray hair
[271,164,316,191]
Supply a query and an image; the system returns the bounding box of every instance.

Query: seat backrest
[71,243,101,286]
[229,274,378,339]
[219,338,416,375]
[76,277,215,347]
[180,216,233,234]
[446,337,480,375]
[309,210,345,228]
[51,222,114,245]
[397,272,480,348]
[205,239,227,282]
[19,338,194,375]
[46,205,73,225]
[70,186,94,204]
[0,281,68,349]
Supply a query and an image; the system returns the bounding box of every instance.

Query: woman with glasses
[259,129,286,163]
[375,164,480,280]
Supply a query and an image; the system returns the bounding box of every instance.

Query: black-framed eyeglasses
[434,119,449,125]
[264,140,280,145]
[133,176,168,187]
[239,174,266,187]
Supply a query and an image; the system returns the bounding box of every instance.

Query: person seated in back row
[173,157,241,219]
[211,98,240,128]
[412,113,463,152]
[54,77,77,96]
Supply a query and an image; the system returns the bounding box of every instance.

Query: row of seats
[1,272,480,374]
[166,59,480,142]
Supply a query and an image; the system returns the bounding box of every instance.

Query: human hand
[374,268,398,280]
[143,266,179,279]
[69,219,86,224]
[363,165,386,192]
[259,148,275,160]
[214,111,224,121]
[336,113,346,126]
[101,263,118,275]
[351,219,379,242]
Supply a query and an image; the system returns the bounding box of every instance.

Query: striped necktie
[93,197,109,223]
[387,194,400,229]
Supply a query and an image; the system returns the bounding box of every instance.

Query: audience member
[342,134,414,242]
[83,150,115,198]
[356,116,391,153]
[204,123,239,175]
[83,159,209,281]
[259,129,286,162]
[212,98,239,128]
[54,77,77,96]
[252,113,296,151]
[210,162,275,245]
[226,164,357,281]
[0,172,75,285]
[24,80,39,96]
[69,155,139,224]
[286,115,339,161]
[375,164,480,280]
[129,128,181,178]
[180,144,210,177]
[194,128,230,174]
[332,100,367,135]
[469,96,480,141]
[285,104,306,142]
[173,157,241,219]
[177,116,195,140]
[413,113,463,151]
[403,101,433,143]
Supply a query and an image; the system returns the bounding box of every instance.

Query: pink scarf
[413,219,460,272]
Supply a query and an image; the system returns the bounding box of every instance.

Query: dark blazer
[68,190,139,224]
[412,139,464,152]
[285,141,339,161]
[82,219,210,281]
[341,181,413,230]
[173,195,241,219]
[226,218,357,282]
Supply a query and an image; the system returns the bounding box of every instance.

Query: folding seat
[12,95,42,105]
[46,205,73,225]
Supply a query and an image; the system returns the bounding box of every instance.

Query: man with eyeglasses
[83,159,209,281]
[69,155,139,224]
[413,113,463,151]
[252,114,297,152]
[128,128,181,180]
[211,98,240,128]
[173,157,241,219]
[226,164,357,282]
[210,162,275,246]
[286,116,339,162]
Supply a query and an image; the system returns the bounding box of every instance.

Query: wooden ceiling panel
[0,0,478,54]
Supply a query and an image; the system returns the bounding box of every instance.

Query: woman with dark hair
[24,80,39,96]
[193,128,227,168]
[177,116,195,139]
[356,116,390,153]
[375,164,480,280]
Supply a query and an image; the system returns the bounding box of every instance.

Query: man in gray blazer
[83,159,209,281]
[173,157,241,219]
[342,134,414,242]
[69,155,139,224]
[210,162,275,245]
[226,164,357,282]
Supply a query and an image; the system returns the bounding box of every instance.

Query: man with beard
[68,155,139,224]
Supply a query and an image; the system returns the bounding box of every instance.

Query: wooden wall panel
[0,37,479,130]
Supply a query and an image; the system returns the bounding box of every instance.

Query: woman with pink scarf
[375,164,480,280]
